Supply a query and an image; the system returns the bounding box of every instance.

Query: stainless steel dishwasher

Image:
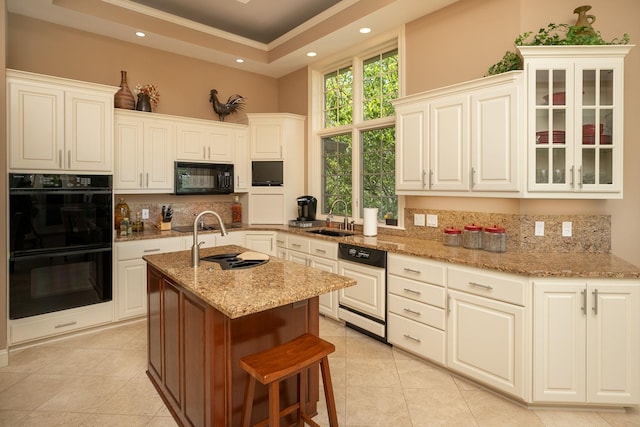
[337,243,387,343]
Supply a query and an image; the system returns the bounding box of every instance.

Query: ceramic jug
[573,5,596,35]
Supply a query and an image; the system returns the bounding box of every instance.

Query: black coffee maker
[297,195,317,221]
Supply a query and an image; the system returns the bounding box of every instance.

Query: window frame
[308,34,405,228]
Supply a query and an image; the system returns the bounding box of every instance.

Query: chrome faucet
[328,199,353,231]
[192,210,228,267]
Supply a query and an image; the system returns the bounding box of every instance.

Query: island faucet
[328,199,353,231]
[192,210,228,268]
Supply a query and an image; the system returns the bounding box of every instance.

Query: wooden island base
[146,266,321,427]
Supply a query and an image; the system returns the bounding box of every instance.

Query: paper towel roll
[363,208,378,236]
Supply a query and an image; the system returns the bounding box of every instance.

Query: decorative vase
[573,5,596,36]
[114,70,135,109]
[136,93,152,112]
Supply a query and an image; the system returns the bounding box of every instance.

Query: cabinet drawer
[275,233,287,248]
[388,313,445,364]
[309,239,337,260]
[388,294,445,330]
[388,275,446,308]
[388,253,445,286]
[448,266,525,306]
[10,302,113,345]
[287,235,310,253]
[116,237,185,261]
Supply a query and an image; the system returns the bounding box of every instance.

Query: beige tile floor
[0,317,638,427]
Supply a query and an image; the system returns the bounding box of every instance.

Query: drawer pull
[276,240,285,244]
[469,281,493,291]
[55,321,77,329]
[403,288,421,295]
[143,248,161,253]
[292,243,301,248]
[403,267,421,274]
[314,248,327,254]
[403,334,421,343]
[403,308,421,316]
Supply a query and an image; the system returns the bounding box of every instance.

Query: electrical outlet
[426,214,438,227]
[414,213,426,227]
[142,209,149,219]
[562,221,572,237]
[534,221,545,236]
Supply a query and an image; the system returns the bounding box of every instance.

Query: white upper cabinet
[175,119,238,163]
[247,113,304,160]
[521,45,632,198]
[7,69,117,173]
[393,72,523,196]
[114,110,175,192]
[233,128,250,192]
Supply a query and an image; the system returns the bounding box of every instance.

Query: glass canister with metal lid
[484,225,507,253]
[443,227,462,247]
[462,224,483,249]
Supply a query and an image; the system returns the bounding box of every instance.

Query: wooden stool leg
[269,380,280,427]
[298,370,307,426]
[242,376,256,427]
[320,357,339,427]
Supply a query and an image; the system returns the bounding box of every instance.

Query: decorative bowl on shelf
[536,130,565,144]
[542,92,566,105]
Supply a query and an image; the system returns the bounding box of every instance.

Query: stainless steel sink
[306,229,354,237]
[200,253,268,270]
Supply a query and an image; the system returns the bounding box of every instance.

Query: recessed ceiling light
[306,52,317,57]
[359,27,372,34]
[135,31,146,37]
[236,58,244,63]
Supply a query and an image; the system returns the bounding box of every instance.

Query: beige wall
[7,14,280,122]
[405,0,640,265]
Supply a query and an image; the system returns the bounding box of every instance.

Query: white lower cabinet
[533,280,640,405]
[285,235,339,319]
[244,231,276,255]
[446,266,528,400]
[115,237,185,320]
[387,253,447,364]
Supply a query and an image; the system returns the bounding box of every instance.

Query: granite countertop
[143,245,356,319]
[124,223,640,279]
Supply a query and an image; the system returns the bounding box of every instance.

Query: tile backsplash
[403,208,610,254]
[115,194,237,228]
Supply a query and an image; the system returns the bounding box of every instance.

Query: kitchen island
[143,245,355,427]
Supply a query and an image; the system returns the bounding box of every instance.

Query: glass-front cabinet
[520,45,632,197]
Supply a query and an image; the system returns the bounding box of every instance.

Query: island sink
[201,252,268,270]
[306,229,354,237]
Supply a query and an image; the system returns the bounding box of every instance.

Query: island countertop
[143,244,355,319]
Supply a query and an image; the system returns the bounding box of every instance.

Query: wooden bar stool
[240,333,339,427]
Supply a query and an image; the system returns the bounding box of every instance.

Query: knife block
[159,220,172,231]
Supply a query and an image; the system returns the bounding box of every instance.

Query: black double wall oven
[9,174,113,320]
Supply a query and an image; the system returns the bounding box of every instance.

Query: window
[313,45,400,224]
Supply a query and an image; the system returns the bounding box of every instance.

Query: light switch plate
[142,209,149,219]
[562,221,572,237]
[414,213,426,227]
[534,221,544,236]
[426,214,438,227]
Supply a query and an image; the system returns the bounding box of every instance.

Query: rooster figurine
[209,89,246,121]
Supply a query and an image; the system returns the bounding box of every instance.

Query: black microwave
[175,162,234,195]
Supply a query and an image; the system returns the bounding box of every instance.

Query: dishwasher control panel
[338,243,386,268]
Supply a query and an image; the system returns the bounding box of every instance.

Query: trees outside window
[315,47,399,223]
